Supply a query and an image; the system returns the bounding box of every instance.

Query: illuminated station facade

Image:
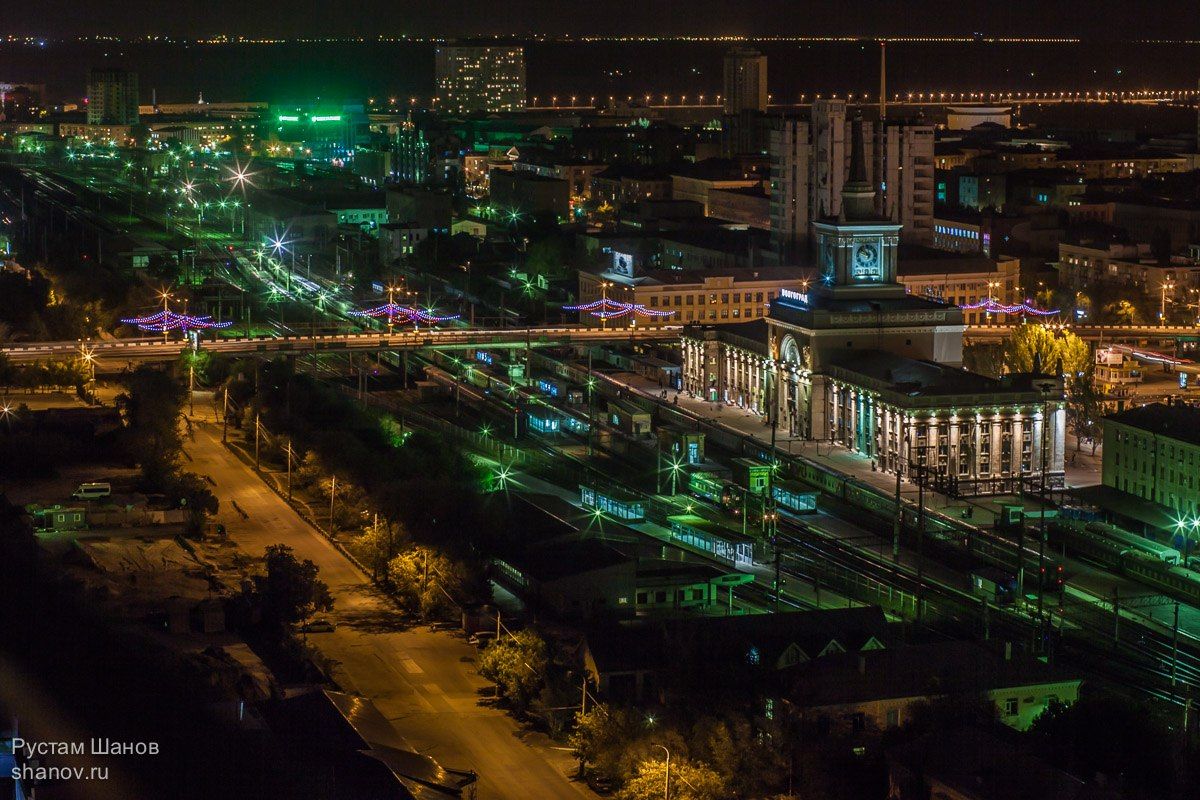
[682,121,1066,496]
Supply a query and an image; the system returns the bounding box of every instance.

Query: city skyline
[2,0,1197,39]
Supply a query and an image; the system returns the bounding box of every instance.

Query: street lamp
[1160,280,1175,327]
[78,341,96,384]
[653,744,671,800]
[598,281,613,330]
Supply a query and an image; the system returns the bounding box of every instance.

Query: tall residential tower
[722,48,768,115]
[434,46,526,115]
[86,68,139,126]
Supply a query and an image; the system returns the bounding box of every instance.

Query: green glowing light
[311,115,342,122]
[277,115,301,122]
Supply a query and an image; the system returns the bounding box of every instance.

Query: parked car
[299,618,336,633]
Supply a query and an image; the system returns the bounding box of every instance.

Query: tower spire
[879,40,887,122]
[841,115,875,221]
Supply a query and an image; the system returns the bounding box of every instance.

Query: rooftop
[502,538,630,583]
[827,350,1006,397]
[897,245,1008,277]
[1105,402,1200,447]
[586,606,889,676]
[594,163,672,181]
[789,640,1078,708]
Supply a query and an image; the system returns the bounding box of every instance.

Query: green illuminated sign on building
[312,115,342,123]
[277,115,301,122]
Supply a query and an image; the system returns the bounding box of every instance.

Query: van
[71,482,111,500]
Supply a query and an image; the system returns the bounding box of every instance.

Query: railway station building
[681,119,1066,497]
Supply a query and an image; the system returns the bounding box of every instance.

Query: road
[183,420,593,800]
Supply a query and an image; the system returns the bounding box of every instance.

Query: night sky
[2,0,1196,39]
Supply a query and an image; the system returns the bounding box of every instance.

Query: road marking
[400,656,424,675]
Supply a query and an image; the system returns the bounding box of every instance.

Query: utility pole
[892,423,906,562]
[1035,378,1058,617]
[1172,601,1181,693]
[1037,393,1049,617]
[286,440,293,501]
[329,475,337,535]
[587,349,595,456]
[254,412,261,467]
[221,386,229,442]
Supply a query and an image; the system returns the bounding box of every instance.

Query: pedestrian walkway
[604,371,1046,528]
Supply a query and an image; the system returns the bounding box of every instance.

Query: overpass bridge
[964,323,1200,345]
[0,325,685,365]
[6,322,1197,366]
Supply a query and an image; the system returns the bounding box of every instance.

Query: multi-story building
[0,82,45,122]
[1103,402,1200,519]
[682,121,1065,497]
[706,186,770,230]
[514,154,607,204]
[810,99,849,223]
[590,164,672,210]
[812,100,937,241]
[957,173,1007,211]
[898,251,1021,326]
[768,117,811,260]
[670,158,765,216]
[1057,240,1200,315]
[1092,347,1142,407]
[86,68,139,126]
[489,170,570,219]
[434,46,526,115]
[577,268,806,329]
[392,118,430,184]
[932,217,985,254]
[264,106,370,163]
[1059,146,1189,180]
[877,120,936,244]
[722,48,768,115]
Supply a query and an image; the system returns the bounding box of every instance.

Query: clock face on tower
[852,243,881,281]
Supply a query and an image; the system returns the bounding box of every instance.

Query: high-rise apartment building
[434,46,526,115]
[723,48,768,115]
[875,121,936,244]
[86,68,139,126]
[787,99,936,250]
[810,99,848,221]
[768,117,810,261]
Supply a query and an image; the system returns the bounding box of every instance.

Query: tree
[163,470,219,535]
[254,543,334,627]
[524,236,570,282]
[616,757,725,800]
[1029,695,1180,799]
[692,715,788,797]
[1003,323,1088,377]
[115,365,187,487]
[571,704,650,781]
[386,546,459,617]
[1066,373,1106,453]
[477,628,549,712]
[1101,298,1146,326]
[356,521,408,581]
[962,343,1005,378]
